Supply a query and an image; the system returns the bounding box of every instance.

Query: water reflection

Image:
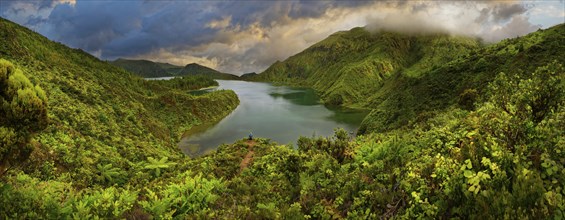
[179,80,368,157]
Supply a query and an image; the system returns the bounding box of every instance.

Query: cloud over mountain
[1,0,562,74]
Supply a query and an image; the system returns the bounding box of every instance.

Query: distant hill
[111,59,238,79]
[110,58,174,78]
[239,72,257,80]
[178,63,239,79]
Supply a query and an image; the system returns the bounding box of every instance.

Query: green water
[179,80,368,156]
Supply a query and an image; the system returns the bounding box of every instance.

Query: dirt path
[239,140,256,173]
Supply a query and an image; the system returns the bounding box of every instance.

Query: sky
[1,0,563,74]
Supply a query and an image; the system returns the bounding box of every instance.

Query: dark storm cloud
[1,0,561,73]
[44,1,144,53]
[23,0,371,60]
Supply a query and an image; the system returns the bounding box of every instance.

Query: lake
[179,80,368,157]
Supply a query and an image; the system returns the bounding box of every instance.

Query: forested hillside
[254,25,565,135]
[1,16,564,219]
[110,58,174,78]
[359,24,565,133]
[246,24,564,218]
[253,27,480,107]
[111,58,239,79]
[0,17,239,217]
[178,63,239,80]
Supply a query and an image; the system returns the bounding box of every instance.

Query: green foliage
[253,27,480,108]
[139,172,223,218]
[111,58,174,78]
[0,17,239,218]
[359,23,565,133]
[0,59,48,170]
[178,63,239,79]
[146,75,218,91]
[95,163,125,185]
[111,58,240,79]
[458,88,478,110]
[298,128,351,163]
[144,157,177,177]
[72,186,138,219]
[0,173,75,219]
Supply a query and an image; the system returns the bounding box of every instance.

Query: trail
[239,140,256,173]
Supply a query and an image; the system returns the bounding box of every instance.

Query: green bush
[0,59,48,171]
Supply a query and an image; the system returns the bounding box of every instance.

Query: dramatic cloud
[487,15,542,42]
[0,0,75,30]
[364,1,542,42]
[0,0,562,74]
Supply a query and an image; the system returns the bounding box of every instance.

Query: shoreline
[195,85,219,91]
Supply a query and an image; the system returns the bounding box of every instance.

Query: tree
[0,59,48,175]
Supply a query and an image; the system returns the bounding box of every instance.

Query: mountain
[239,72,257,79]
[0,17,240,165]
[253,27,480,107]
[0,16,238,214]
[243,24,563,218]
[253,25,564,133]
[111,58,174,77]
[111,58,239,79]
[358,24,565,133]
[178,63,239,79]
[156,61,184,72]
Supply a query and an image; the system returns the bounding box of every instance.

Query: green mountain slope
[359,24,565,133]
[111,58,174,78]
[254,27,480,107]
[111,58,239,79]
[0,17,238,185]
[156,61,184,72]
[239,72,257,80]
[178,63,239,79]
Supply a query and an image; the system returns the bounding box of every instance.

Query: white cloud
[54,0,76,6]
[487,15,541,42]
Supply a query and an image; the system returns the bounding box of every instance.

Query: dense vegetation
[145,75,218,91]
[111,58,239,80]
[1,16,564,219]
[178,63,239,80]
[240,72,258,80]
[253,27,480,108]
[111,58,173,78]
[0,17,239,218]
[252,25,565,136]
[358,24,565,134]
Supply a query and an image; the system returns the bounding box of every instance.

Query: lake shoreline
[193,85,218,91]
[178,80,369,157]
